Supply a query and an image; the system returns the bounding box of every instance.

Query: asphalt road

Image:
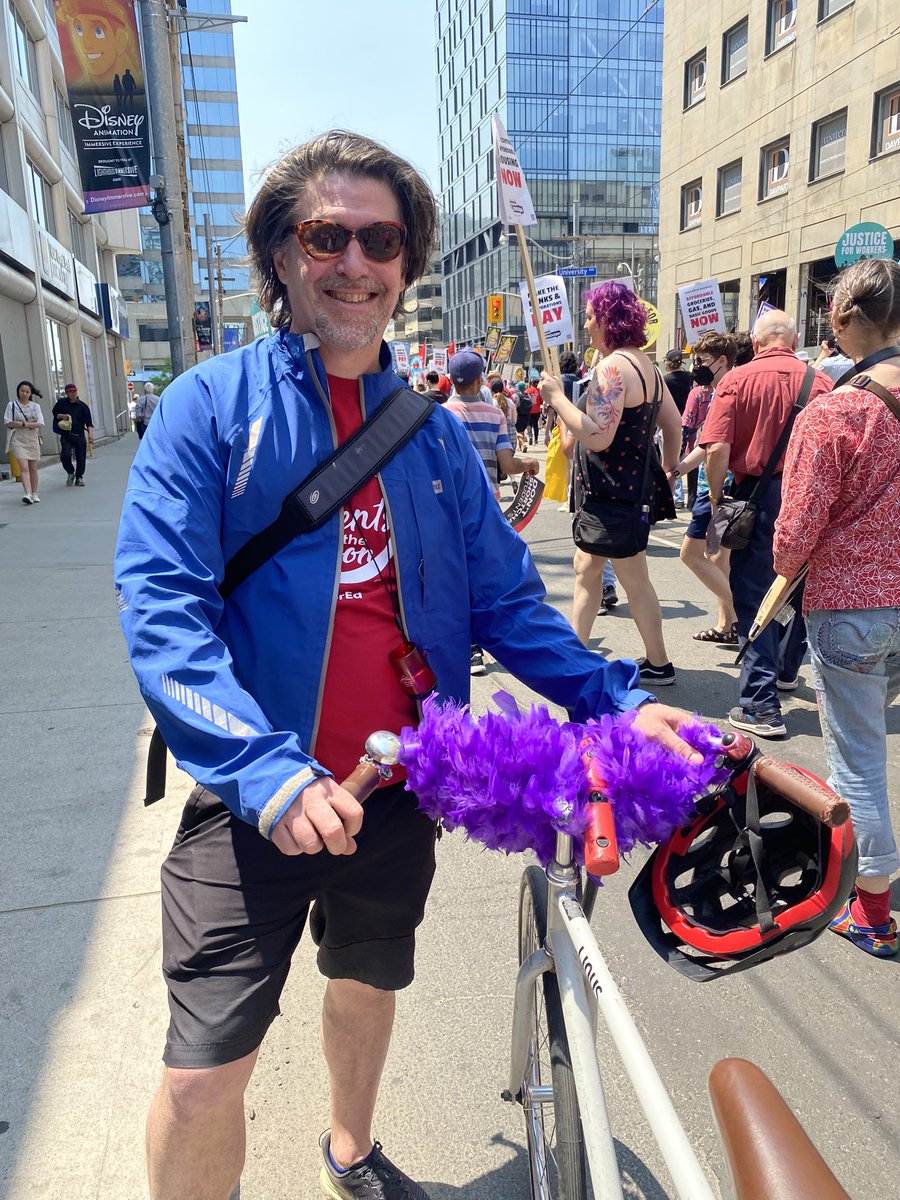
[0,435,897,1199]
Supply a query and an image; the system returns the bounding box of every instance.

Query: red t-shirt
[315,376,418,783]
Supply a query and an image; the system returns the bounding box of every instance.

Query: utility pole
[166,0,196,369]
[215,242,225,349]
[138,0,193,377]
[203,213,220,354]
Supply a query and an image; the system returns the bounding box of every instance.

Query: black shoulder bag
[144,386,433,804]
[572,365,661,560]
[709,364,815,552]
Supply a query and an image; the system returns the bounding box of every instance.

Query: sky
[232,1,441,205]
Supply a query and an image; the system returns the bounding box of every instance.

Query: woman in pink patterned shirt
[774,259,900,958]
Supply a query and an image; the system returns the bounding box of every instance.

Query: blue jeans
[602,561,616,591]
[729,477,807,715]
[808,608,900,878]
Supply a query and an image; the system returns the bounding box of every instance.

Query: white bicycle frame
[508,830,718,1200]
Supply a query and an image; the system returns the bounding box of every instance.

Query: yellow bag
[543,424,569,504]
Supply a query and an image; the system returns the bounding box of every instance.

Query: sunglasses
[294,220,407,263]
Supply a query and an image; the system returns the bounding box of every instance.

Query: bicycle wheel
[518,865,587,1200]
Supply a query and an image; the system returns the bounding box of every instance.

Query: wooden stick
[514,223,555,377]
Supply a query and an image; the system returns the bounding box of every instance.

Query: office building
[435,0,662,357]
[1,0,140,458]
[117,0,250,375]
[657,0,900,350]
[389,251,444,354]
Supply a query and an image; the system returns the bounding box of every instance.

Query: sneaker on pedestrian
[776,675,800,691]
[319,1131,432,1200]
[74,476,85,487]
[21,494,33,504]
[635,657,676,686]
[66,473,75,486]
[602,586,619,609]
[470,648,486,676]
[728,706,786,738]
[829,900,899,958]
[31,493,40,503]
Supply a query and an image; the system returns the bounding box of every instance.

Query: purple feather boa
[398,692,730,866]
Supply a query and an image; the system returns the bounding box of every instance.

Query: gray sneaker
[319,1132,431,1200]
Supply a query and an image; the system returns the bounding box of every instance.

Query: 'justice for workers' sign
[677,279,726,336]
[519,274,575,351]
[492,114,536,227]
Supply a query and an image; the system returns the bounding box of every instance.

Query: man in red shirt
[701,310,832,737]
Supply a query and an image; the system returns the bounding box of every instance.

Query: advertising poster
[518,274,575,350]
[194,302,212,350]
[53,0,152,213]
[677,279,726,337]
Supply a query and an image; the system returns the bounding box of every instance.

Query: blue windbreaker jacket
[114,331,651,837]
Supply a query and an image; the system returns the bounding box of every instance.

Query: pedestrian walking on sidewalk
[52,383,93,486]
[5,380,44,504]
[774,258,900,957]
[115,129,700,1200]
[134,382,159,439]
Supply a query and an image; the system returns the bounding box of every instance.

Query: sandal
[693,624,739,645]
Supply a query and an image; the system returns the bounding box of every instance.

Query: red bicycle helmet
[629,759,858,981]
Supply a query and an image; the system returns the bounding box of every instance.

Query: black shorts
[515,412,530,433]
[160,781,437,1068]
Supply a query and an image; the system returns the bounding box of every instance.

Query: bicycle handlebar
[340,731,402,805]
[720,732,850,827]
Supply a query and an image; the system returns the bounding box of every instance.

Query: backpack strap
[848,374,900,423]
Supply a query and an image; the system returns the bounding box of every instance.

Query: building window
[684,52,707,108]
[68,210,87,263]
[8,1,39,94]
[56,87,76,155]
[722,19,749,83]
[872,84,900,157]
[810,110,847,180]
[717,161,742,216]
[681,180,702,230]
[819,0,853,19]
[26,159,56,235]
[760,138,790,199]
[45,318,69,397]
[766,0,797,54]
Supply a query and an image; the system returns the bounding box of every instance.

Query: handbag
[709,365,816,552]
[572,366,660,559]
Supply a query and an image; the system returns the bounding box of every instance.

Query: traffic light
[487,294,503,325]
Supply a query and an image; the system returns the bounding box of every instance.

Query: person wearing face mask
[668,333,739,645]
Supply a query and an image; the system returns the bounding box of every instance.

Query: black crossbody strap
[220,386,432,599]
[636,367,662,508]
[834,345,900,388]
[748,364,815,502]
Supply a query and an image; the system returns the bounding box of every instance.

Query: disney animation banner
[54,0,151,213]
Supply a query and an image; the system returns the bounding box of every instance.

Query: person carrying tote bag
[539,281,681,685]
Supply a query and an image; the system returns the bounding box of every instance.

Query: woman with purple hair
[540,281,682,685]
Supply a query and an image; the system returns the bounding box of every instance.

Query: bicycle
[351,727,853,1200]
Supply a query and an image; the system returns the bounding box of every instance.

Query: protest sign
[519,275,575,351]
[484,325,501,352]
[392,342,409,373]
[432,348,447,374]
[492,114,536,227]
[677,279,726,336]
[493,335,518,366]
[641,300,660,350]
[502,474,544,533]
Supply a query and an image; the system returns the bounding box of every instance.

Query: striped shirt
[445,393,511,495]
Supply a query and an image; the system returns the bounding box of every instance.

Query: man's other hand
[632,703,705,765]
[270,777,364,856]
[519,456,540,475]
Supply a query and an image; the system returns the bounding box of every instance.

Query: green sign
[250,297,271,340]
[834,222,894,267]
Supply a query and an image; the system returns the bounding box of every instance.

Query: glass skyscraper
[435,0,662,353]
[118,0,249,372]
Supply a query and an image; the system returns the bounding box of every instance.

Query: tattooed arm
[539,360,626,452]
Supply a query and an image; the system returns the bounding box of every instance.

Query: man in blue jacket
[115,130,698,1200]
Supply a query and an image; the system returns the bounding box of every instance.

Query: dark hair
[733,332,754,366]
[558,351,578,374]
[831,259,900,339]
[694,331,737,368]
[245,130,438,330]
[583,281,647,350]
[425,370,440,384]
[15,380,42,399]
[490,377,505,392]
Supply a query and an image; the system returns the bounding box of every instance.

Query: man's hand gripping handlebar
[269,732,401,857]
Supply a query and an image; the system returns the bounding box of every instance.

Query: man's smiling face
[272,173,406,371]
